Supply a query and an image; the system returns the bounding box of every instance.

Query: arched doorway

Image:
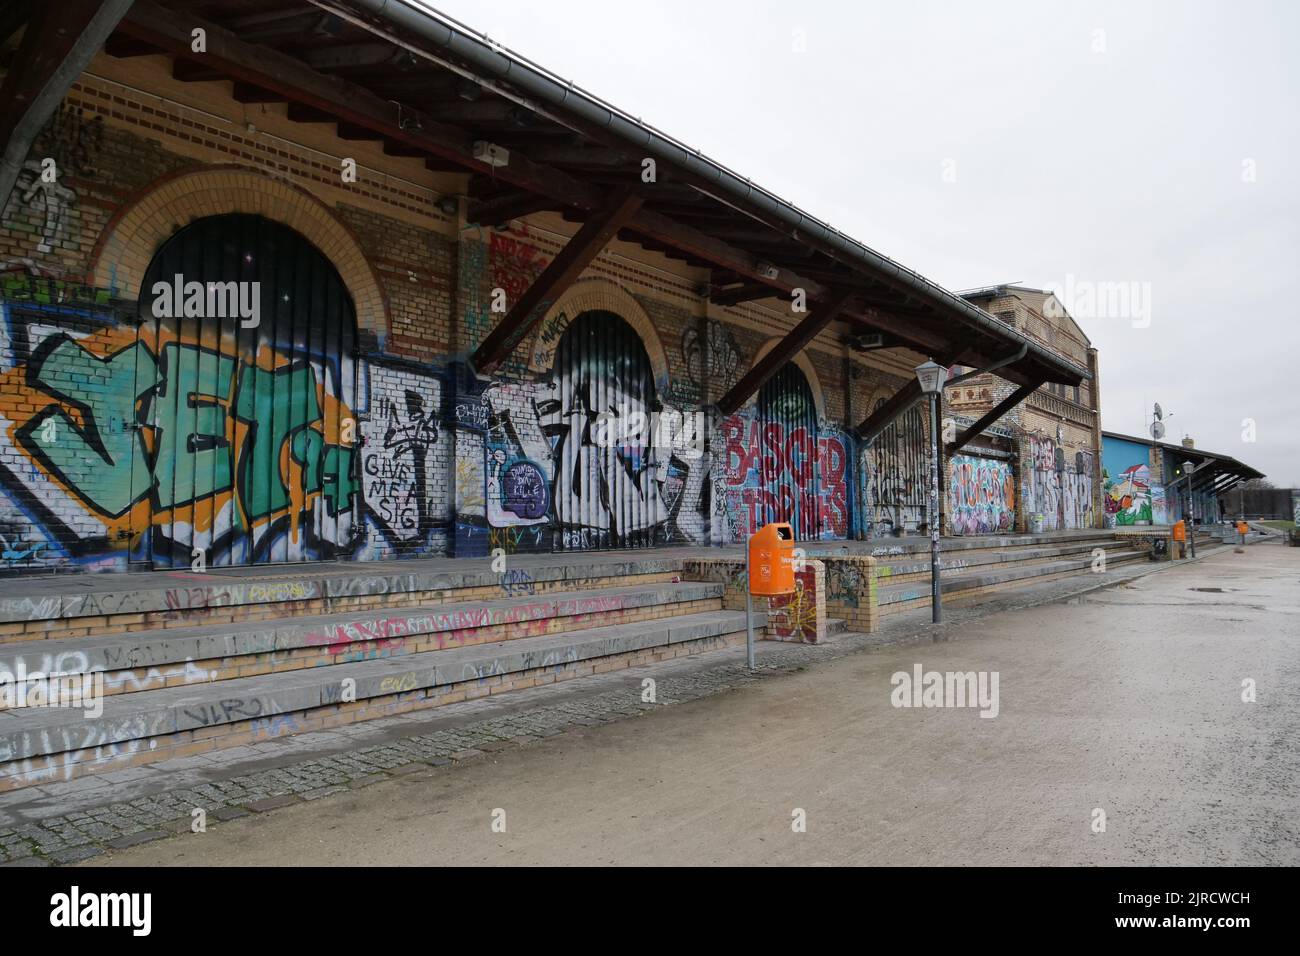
[866,399,928,536]
[718,361,852,542]
[754,363,819,538]
[548,310,667,551]
[136,213,361,567]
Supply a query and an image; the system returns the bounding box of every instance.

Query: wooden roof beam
[716,288,857,415]
[946,380,1041,453]
[471,187,644,375]
[118,1,608,208]
[854,343,969,442]
[710,283,779,307]
[1,0,134,212]
[467,190,561,227]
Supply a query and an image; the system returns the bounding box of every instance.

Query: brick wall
[0,53,954,572]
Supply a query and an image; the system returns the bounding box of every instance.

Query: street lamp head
[914,359,947,395]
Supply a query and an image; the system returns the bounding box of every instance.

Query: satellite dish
[1153,403,1163,421]
[1150,420,1166,440]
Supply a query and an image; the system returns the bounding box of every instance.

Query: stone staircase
[1203,523,1270,545]
[0,526,1241,792]
[0,556,759,793]
[862,531,1152,617]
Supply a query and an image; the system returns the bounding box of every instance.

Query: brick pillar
[1015,432,1033,533]
[1087,347,1104,528]
[936,392,951,536]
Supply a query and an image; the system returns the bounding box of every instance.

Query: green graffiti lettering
[24,338,157,517]
[233,363,321,519]
[1,275,111,307]
[152,343,236,508]
[322,443,358,514]
[290,427,324,498]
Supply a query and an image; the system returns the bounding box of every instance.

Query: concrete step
[0,555,688,642]
[0,581,725,703]
[878,548,1149,612]
[877,539,1140,584]
[807,530,1121,563]
[0,609,760,787]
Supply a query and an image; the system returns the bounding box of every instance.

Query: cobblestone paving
[0,547,1234,865]
[0,638,842,865]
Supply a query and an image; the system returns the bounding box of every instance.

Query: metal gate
[866,398,928,536]
[753,363,822,540]
[548,309,665,551]
[136,214,360,568]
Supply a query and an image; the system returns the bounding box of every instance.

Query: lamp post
[915,359,947,624]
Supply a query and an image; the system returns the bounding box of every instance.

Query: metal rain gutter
[345,0,1089,384]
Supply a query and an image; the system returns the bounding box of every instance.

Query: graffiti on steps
[768,565,819,641]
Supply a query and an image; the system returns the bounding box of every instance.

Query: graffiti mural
[0,306,361,569]
[716,414,852,542]
[1063,449,1095,529]
[1026,437,1062,530]
[1104,463,1156,526]
[1,214,905,572]
[1027,437,1095,530]
[0,217,454,571]
[768,564,819,640]
[547,311,669,550]
[455,310,708,556]
[361,362,445,553]
[947,455,1015,535]
[863,399,927,537]
[680,320,740,394]
[2,105,103,254]
[714,365,852,543]
[1151,484,1169,525]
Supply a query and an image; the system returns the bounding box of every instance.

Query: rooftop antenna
[1149,402,1168,441]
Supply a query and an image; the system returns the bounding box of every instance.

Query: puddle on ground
[1190,587,1238,593]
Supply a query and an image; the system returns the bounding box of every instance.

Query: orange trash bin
[747,522,796,596]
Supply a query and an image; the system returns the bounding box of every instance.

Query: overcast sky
[422,0,1300,484]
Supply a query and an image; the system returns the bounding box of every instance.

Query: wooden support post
[854,345,968,443]
[470,187,643,374]
[945,379,1042,453]
[716,288,856,415]
[0,0,135,210]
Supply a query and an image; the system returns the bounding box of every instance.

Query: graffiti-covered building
[0,0,1090,574]
[1101,432,1263,527]
[948,285,1103,534]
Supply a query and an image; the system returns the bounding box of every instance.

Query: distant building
[1101,432,1264,526]
[947,285,1103,533]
